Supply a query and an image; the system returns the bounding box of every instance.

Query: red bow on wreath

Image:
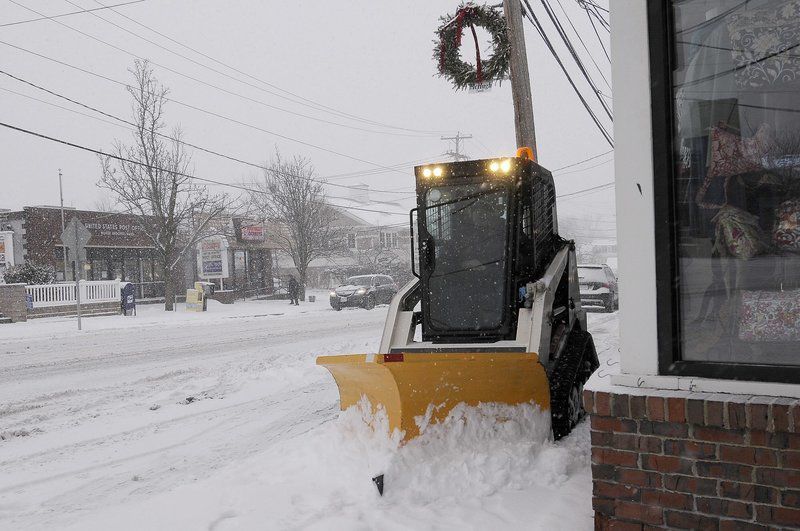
[440,6,484,83]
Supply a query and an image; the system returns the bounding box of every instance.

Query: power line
[87,0,450,135]
[538,0,613,121]
[554,156,613,175]
[554,0,610,90]
[520,1,613,146]
[0,39,423,177]
[551,149,612,171]
[0,119,618,218]
[0,69,418,195]
[0,120,411,217]
[557,181,614,199]
[0,0,145,27]
[11,0,442,139]
[584,4,611,62]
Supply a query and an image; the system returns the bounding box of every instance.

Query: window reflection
[672,0,800,365]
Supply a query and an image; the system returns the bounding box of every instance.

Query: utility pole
[441,131,473,162]
[503,0,537,159]
[502,0,557,230]
[58,169,69,281]
[74,217,82,331]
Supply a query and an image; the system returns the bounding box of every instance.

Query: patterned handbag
[738,290,800,342]
[773,199,800,251]
[696,123,770,209]
[712,206,766,260]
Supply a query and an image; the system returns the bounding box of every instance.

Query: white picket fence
[26,280,121,308]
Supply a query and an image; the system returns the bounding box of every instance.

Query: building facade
[589,2,800,528]
[0,206,171,298]
[0,207,278,300]
[274,197,413,289]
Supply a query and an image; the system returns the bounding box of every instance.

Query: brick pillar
[0,283,27,322]
[585,388,800,530]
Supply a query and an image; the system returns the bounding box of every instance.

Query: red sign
[241,224,265,241]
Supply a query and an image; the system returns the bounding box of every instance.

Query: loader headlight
[489,161,500,172]
[500,158,512,173]
[432,166,443,177]
[422,167,432,178]
[356,288,366,295]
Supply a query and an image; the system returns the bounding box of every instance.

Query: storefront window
[671,0,800,367]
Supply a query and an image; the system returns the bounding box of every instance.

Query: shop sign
[241,224,265,241]
[83,222,141,238]
[197,237,229,279]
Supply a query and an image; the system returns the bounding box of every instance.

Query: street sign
[60,217,91,264]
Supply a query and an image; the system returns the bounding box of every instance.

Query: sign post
[61,217,91,330]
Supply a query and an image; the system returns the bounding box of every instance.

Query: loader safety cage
[413,157,557,344]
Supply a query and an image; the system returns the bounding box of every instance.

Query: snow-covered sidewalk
[0,296,619,530]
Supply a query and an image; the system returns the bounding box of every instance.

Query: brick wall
[586,388,800,530]
[0,283,27,322]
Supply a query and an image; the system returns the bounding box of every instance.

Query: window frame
[647,0,800,384]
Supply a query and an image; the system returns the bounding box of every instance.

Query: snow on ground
[0,294,619,530]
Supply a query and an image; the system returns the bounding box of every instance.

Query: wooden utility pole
[503,0,537,159]
[502,1,557,230]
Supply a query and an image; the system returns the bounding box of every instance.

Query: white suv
[577,264,618,312]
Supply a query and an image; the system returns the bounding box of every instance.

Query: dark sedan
[330,274,398,310]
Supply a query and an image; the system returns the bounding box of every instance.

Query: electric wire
[86,0,450,135]
[554,0,610,90]
[520,1,613,146]
[9,0,440,140]
[0,69,420,195]
[0,0,144,27]
[551,149,612,171]
[538,0,613,121]
[584,3,611,62]
[0,39,424,178]
[61,0,444,138]
[0,120,412,216]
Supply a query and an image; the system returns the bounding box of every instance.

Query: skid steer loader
[317,149,599,442]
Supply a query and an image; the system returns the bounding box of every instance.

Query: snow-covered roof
[328,196,414,229]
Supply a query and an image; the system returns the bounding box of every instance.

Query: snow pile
[389,401,554,500]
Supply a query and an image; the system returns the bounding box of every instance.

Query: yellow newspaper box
[185,288,204,312]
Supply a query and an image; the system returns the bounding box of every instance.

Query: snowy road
[0,297,619,530]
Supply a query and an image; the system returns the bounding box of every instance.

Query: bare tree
[245,152,344,294]
[99,60,229,310]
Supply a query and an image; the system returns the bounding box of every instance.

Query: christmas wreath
[434,3,510,90]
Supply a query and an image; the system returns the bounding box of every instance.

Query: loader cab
[413,156,557,343]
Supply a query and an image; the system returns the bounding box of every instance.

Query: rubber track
[550,328,599,440]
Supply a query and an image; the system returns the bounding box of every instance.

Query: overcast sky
[0,0,615,240]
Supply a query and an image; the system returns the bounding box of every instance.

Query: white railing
[26,280,121,308]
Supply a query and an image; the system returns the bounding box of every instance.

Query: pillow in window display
[738,289,800,342]
[773,198,800,251]
[697,123,771,208]
[712,205,767,259]
[727,1,800,89]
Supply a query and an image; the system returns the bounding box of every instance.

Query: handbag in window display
[671,0,800,366]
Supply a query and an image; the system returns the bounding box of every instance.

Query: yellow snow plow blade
[316,352,550,441]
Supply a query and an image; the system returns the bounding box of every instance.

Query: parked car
[330,274,398,310]
[577,264,618,312]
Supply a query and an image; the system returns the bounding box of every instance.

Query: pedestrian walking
[288,276,300,306]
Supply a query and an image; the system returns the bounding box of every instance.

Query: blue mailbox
[120,282,136,316]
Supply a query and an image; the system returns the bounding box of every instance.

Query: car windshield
[345,276,372,286]
[578,267,606,283]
